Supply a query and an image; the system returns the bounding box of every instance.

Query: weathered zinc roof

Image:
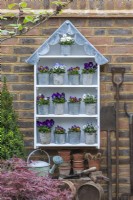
[26,20,108,65]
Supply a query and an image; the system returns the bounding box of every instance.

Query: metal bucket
[27,149,50,176]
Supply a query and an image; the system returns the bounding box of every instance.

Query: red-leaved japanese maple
[0,157,72,200]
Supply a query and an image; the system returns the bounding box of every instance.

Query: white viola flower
[39,93,42,96]
[44,97,48,100]
[61,38,66,42]
[82,94,87,99]
[67,37,72,40]
[54,66,58,70]
[83,125,87,129]
[60,65,65,69]
[63,34,67,37]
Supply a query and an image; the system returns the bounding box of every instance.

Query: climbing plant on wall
[1,0,74,42]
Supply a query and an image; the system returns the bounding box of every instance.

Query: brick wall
[1,2,133,199]
[1,0,133,10]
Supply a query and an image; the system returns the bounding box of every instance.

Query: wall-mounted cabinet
[26,20,108,149]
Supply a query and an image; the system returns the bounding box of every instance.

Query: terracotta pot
[73,162,84,168]
[73,153,84,160]
[58,150,71,156]
[60,161,71,167]
[88,159,100,171]
[59,166,71,176]
[62,155,71,162]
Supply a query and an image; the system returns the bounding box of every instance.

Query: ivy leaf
[0,16,7,20]
[8,31,16,35]
[19,2,27,8]
[23,16,34,24]
[7,24,18,27]
[18,24,23,31]
[51,1,67,6]
[8,3,18,9]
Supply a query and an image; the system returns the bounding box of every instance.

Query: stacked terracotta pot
[72,153,84,174]
[58,150,71,177]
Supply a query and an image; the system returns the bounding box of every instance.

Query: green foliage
[1,0,74,39]
[0,77,25,160]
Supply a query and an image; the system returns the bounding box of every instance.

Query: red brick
[114,0,126,9]
[107,46,133,54]
[106,1,115,10]
[95,46,106,54]
[1,46,13,54]
[78,28,93,36]
[88,37,113,45]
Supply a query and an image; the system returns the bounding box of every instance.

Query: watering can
[27,149,63,176]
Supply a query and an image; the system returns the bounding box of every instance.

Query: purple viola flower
[84,63,89,69]
[88,62,93,68]
[61,92,65,97]
[52,93,56,99]
[37,121,43,127]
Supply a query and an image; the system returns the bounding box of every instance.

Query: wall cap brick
[1,9,133,18]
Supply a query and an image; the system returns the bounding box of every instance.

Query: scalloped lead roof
[26,20,108,65]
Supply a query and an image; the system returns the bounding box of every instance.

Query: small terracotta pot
[88,159,100,171]
[58,150,71,156]
[73,162,84,168]
[59,166,71,176]
[73,153,84,160]
[60,161,71,167]
[62,155,71,162]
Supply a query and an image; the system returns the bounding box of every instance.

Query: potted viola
[37,94,50,115]
[59,34,74,55]
[51,63,66,85]
[37,119,54,144]
[37,65,50,85]
[68,125,81,144]
[83,123,97,144]
[67,66,80,85]
[54,125,66,144]
[82,62,97,85]
[82,93,97,115]
[52,92,66,115]
[68,96,82,115]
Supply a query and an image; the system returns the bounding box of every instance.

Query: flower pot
[73,161,84,168]
[68,74,80,85]
[60,45,71,55]
[82,73,93,85]
[59,166,71,176]
[53,73,65,85]
[73,153,84,161]
[58,150,71,156]
[37,73,49,85]
[39,132,51,144]
[60,161,71,168]
[54,103,65,115]
[54,133,66,144]
[85,132,96,144]
[37,104,49,115]
[61,155,71,162]
[68,131,81,144]
[68,102,80,115]
[85,103,96,115]
[88,159,100,171]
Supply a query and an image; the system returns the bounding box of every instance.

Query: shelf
[36,114,98,118]
[36,143,98,148]
[36,85,98,88]
[39,56,95,59]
